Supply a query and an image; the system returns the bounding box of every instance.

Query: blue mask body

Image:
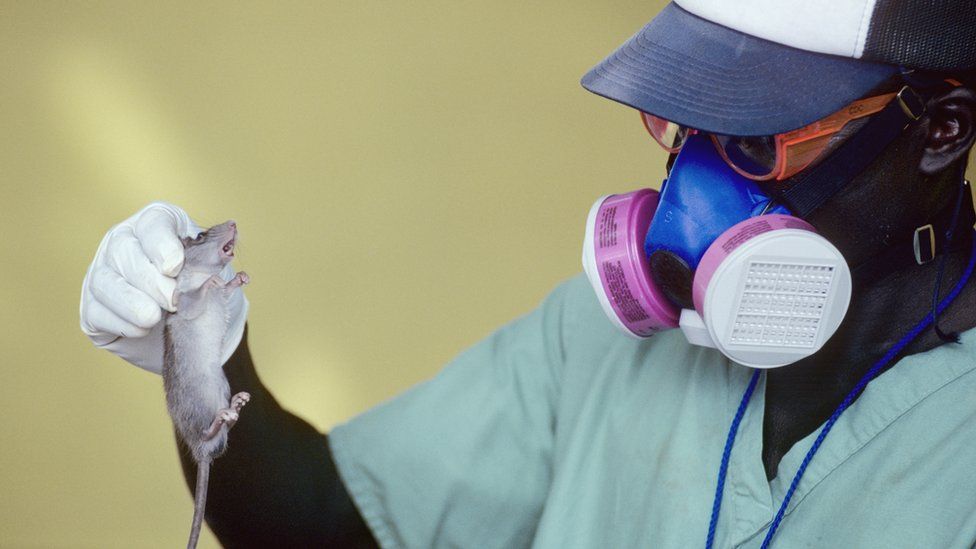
[644,134,790,271]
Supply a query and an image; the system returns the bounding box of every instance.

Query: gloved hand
[80,202,249,374]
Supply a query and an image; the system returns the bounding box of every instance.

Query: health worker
[80,0,976,547]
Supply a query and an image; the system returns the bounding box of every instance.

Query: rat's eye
[193,232,206,242]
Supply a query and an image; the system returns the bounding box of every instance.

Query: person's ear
[919,86,976,175]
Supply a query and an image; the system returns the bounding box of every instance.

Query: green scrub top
[330,274,976,548]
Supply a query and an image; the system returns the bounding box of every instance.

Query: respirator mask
[583,134,851,368]
[580,81,972,369]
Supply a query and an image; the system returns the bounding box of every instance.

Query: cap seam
[593,65,786,119]
[607,49,795,103]
[598,52,815,114]
[604,54,780,107]
[595,69,781,117]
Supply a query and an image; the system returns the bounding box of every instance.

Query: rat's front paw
[227,271,249,289]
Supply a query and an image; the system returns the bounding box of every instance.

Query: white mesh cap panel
[730,262,835,348]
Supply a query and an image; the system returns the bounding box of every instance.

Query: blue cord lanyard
[705,232,976,549]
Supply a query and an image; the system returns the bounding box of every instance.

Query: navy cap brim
[581,3,900,136]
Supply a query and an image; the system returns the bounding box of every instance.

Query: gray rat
[163,220,250,549]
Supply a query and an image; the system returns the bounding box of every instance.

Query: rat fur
[163,220,250,549]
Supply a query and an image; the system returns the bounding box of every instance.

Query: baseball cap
[582,0,976,136]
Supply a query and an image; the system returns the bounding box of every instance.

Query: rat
[162,220,250,549]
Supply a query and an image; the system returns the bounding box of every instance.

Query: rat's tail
[187,460,210,549]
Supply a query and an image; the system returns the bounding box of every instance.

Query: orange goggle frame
[641,91,899,181]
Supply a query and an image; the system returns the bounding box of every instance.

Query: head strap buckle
[897,86,925,121]
[913,224,936,264]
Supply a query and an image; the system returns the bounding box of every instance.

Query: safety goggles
[641,91,899,181]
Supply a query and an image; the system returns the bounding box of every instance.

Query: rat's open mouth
[219,221,238,259]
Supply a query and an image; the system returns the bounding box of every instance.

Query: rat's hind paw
[218,409,239,424]
[230,392,250,412]
[202,409,240,440]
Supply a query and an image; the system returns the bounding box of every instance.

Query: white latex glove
[80,202,249,374]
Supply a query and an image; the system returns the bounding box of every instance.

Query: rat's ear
[919,86,976,175]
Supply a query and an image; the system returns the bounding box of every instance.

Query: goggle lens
[641,112,693,153]
[712,134,779,180]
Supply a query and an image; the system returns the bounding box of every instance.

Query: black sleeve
[176,325,379,548]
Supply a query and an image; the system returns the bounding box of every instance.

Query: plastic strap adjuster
[897,86,925,121]
[914,224,936,264]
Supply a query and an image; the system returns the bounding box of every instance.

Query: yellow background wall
[1,2,973,548]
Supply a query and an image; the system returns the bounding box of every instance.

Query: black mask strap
[850,179,975,285]
[768,86,926,217]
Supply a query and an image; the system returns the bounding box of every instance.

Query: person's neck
[761,236,976,481]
